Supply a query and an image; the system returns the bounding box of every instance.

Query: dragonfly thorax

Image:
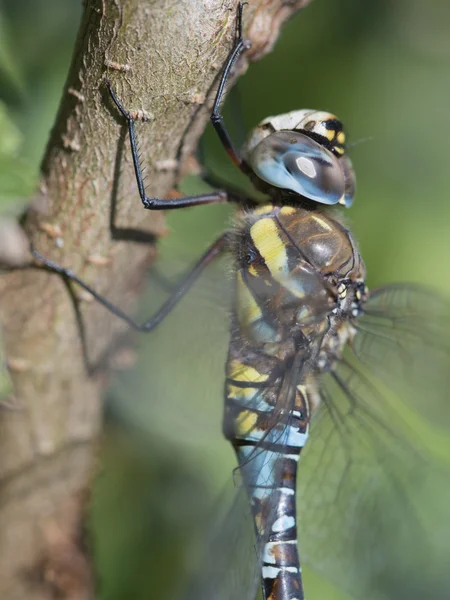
[243,110,356,207]
[315,279,368,373]
[232,203,365,354]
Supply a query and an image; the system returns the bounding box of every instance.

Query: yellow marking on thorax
[311,214,333,232]
[253,204,274,216]
[250,218,288,280]
[236,270,262,327]
[280,206,296,216]
[325,129,336,141]
[334,146,345,155]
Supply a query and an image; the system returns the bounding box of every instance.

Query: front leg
[210,2,252,171]
[106,81,231,210]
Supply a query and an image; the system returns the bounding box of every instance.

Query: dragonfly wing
[295,284,450,599]
[183,348,314,600]
[353,284,450,426]
[178,481,262,600]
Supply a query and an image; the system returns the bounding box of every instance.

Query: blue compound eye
[249,131,350,206]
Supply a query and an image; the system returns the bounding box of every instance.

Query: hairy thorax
[229,203,367,373]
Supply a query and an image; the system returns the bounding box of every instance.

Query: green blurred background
[1,1,450,599]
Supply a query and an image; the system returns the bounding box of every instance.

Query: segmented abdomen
[223,204,363,599]
[223,354,311,600]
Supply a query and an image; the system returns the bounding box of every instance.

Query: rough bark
[0,0,312,598]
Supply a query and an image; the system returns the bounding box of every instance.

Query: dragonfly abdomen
[260,455,303,600]
[224,355,311,600]
[223,202,366,599]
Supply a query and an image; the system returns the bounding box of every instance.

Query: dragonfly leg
[30,234,227,332]
[106,80,230,210]
[106,2,251,209]
[198,170,261,207]
[210,2,252,172]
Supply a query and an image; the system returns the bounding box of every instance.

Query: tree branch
[0,1,312,598]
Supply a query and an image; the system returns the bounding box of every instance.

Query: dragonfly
[31,3,450,599]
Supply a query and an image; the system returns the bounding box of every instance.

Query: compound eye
[249,131,346,205]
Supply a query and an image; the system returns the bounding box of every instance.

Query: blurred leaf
[0,100,37,213]
[0,11,25,98]
[0,98,21,155]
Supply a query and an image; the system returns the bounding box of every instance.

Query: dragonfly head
[243,110,355,207]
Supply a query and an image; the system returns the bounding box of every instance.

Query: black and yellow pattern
[224,204,365,600]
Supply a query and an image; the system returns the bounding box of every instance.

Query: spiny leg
[210,2,251,171]
[105,1,251,210]
[28,5,250,335]
[30,234,227,332]
[106,80,230,210]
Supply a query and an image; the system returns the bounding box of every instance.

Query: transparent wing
[180,348,311,600]
[296,284,450,599]
[107,241,450,600]
[177,481,262,600]
[353,284,450,426]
